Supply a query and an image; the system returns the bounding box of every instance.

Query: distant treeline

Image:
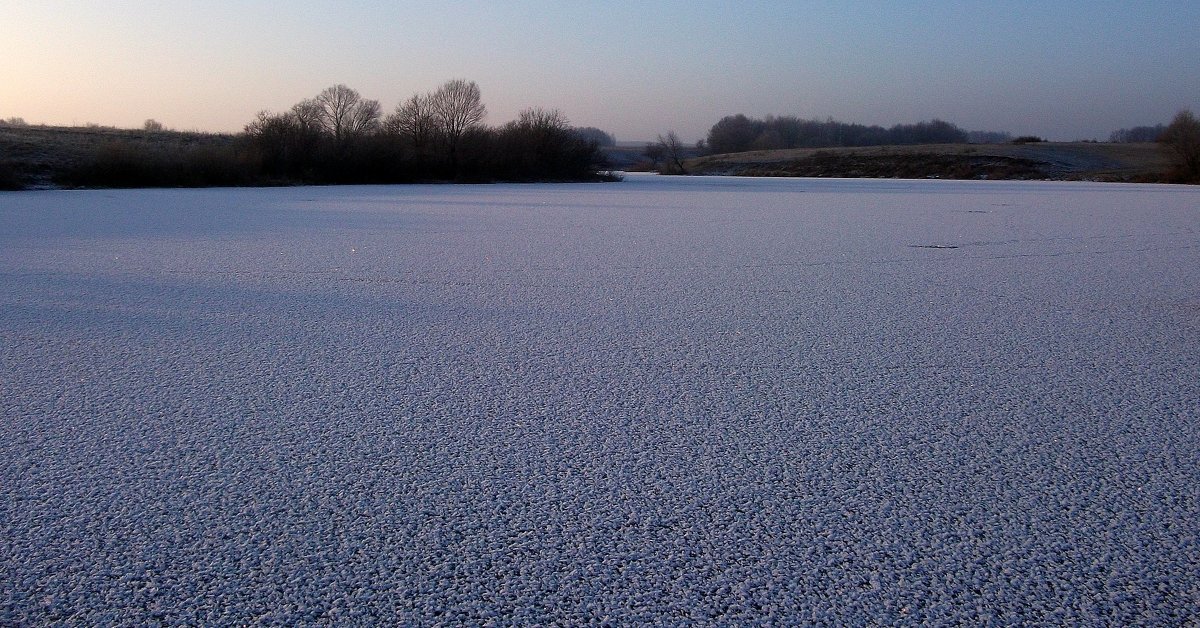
[704,114,1010,154]
[1109,124,1167,143]
[3,81,617,189]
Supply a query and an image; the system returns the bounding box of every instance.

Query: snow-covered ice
[2,175,1198,624]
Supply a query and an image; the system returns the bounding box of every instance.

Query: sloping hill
[0,124,239,189]
[685,142,1170,182]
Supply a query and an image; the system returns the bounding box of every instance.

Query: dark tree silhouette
[706,114,973,154]
[707,114,764,154]
[430,79,485,168]
[491,108,605,180]
[1159,109,1200,182]
[313,84,381,141]
[385,93,437,154]
[572,127,615,147]
[182,79,614,186]
[657,131,687,174]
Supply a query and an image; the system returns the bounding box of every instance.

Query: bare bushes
[61,141,258,188]
[1159,109,1200,183]
[489,109,607,181]
[0,159,22,190]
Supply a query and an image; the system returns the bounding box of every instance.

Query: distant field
[686,142,1171,182]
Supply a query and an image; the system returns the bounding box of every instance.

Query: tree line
[2,80,616,189]
[1109,124,1168,143]
[704,114,982,154]
[628,108,1200,183]
[244,80,614,183]
[1107,110,1200,182]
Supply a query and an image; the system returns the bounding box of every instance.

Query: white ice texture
[2,175,1198,624]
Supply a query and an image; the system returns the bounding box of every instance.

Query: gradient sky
[3,1,1197,142]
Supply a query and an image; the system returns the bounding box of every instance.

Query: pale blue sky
[3,1,1197,141]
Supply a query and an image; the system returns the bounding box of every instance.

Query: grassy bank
[0,125,247,190]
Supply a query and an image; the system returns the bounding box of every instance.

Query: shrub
[59,141,256,188]
[489,109,608,181]
[0,160,22,190]
[1159,109,1200,183]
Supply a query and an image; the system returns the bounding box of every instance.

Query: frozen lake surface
[2,175,1198,624]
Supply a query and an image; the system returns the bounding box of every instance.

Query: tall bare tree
[313,84,381,141]
[430,79,486,166]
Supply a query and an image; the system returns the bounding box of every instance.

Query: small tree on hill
[657,131,687,174]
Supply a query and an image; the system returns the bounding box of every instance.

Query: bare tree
[430,79,486,165]
[506,108,571,157]
[348,99,382,137]
[291,98,324,133]
[514,107,569,132]
[1159,109,1200,182]
[384,93,438,152]
[657,131,687,174]
[143,119,164,132]
[313,84,381,141]
[245,110,290,138]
